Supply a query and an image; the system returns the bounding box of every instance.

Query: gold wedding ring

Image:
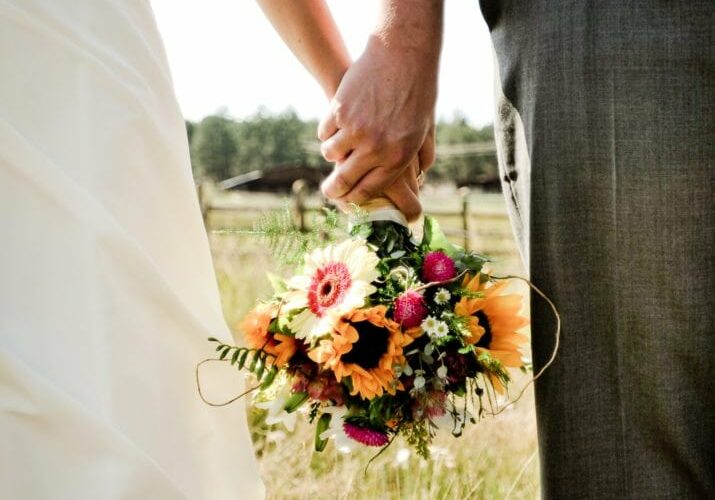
[416,169,425,187]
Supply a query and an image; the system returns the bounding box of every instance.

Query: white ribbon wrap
[348,196,424,241]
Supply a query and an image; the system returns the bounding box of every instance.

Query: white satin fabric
[0,1,264,498]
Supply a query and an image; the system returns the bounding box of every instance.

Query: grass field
[205,189,539,500]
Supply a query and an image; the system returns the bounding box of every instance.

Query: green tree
[233,109,309,174]
[430,113,497,186]
[185,109,496,186]
[190,114,239,180]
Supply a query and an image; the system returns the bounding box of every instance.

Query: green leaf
[283,391,309,413]
[207,336,219,343]
[231,349,240,365]
[219,346,231,360]
[255,357,266,379]
[350,222,372,239]
[314,413,332,452]
[248,352,259,372]
[459,252,489,274]
[423,216,460,256]
[260,367,278,389]
[238,350,249,369]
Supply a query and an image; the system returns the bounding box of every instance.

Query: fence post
[292,179,308,232]
[458,187,470,251]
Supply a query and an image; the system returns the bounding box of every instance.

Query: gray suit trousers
[481,1,714,498]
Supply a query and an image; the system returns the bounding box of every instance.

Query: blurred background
[151,1,537,498]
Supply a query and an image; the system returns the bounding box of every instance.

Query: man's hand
[317,1,443,212]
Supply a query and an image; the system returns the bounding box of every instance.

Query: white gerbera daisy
[284,238,379,341]
[434,288,451,305]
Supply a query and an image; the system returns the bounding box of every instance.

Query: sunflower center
[475,310,493,348]
[307,262,352,317]
[341,320,390,370]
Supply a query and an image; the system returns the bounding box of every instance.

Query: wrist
[321,58,351,100]
[371,0,443,63]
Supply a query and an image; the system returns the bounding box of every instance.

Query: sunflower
[284,238,380,341]
[308,306,417,400]
[454,273,529,393]
[240,303,297,368]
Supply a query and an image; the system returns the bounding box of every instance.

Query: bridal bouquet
[206,204,530,457]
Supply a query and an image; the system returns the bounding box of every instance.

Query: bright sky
[150,1,496,127]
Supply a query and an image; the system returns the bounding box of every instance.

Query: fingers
[317,110,338,142]
[323,157,421,214]
[320,128,353,162]
[323,157,422,222]
[406,160,420,195]
[383,176,422,222]
[320,149,377,199]
[333,162,405,207]
[418,125,436,172]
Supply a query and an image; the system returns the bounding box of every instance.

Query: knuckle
[331,173,351,194]
[320,179,337,198]
[320,141,335,161]
[331,102,344,120]
[320,186,331,199]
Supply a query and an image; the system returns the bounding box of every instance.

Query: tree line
[186,109,497,187]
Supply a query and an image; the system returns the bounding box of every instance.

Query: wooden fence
[197,181,515,257]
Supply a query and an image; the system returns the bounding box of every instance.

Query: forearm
[372,0,444,72]
[256,0,351,98]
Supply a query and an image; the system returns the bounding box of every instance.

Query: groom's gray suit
[481,1,714,498]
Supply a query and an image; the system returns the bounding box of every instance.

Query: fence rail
[198,183,513,255]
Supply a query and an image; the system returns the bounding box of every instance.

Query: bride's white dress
[0,0,264,498]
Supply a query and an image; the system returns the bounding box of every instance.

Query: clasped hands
[317,36,439,222]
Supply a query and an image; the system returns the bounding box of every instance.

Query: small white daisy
[434,288,451,305]
[421,315,439,336]
[432,320,450,339]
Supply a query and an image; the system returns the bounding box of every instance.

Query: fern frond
[241,204,346,265]
[208,338,280,390]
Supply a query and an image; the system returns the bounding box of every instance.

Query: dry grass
[205,190,539,500]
